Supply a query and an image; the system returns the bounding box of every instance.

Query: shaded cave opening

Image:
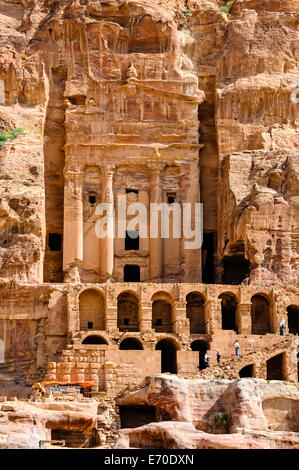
[266,353,286,381]
[287,305,299,335]
[119,405,157,429]
[239,364,255,378]
[222,255,250,285]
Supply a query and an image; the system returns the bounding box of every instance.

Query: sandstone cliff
[0,0,297,285]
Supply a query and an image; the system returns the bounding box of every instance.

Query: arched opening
[239,364,255,378]
[124,265,140,282]
[79,289,105,331]
[191,340,210,371]
[119,338,143,350]
[222,255,250,285]
[266,353,286,381]
[155,339,177,374]
[82,335,108,345]
[117,292,139,332]
[186,292,207,334]
[152,292,173,333]
[251,295,271,335]
[219,293,238,332]
[287,305,299,335]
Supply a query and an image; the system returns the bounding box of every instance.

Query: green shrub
[0,128,24,149]
[209,412,230,428]
[179,22,187,29]
[182,9,192,15]
[220,0,235,14]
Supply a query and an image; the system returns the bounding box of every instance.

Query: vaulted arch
[79,289,105,331]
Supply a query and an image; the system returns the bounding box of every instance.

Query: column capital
[100,164,115,175]
[148,162,165,176]
[63,167,84,180]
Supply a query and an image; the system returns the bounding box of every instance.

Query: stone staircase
[199,334,298,380]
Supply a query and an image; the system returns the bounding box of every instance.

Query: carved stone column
[205,298,222,333]
[149,164,164,282]
[179,159,202,282]
[237,303,252,334]
[105,285,118,331]
[100,165,115,280]
[63,168,84,271]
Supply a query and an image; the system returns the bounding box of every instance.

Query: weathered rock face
[114,376,299,449]
[0,0,298,450]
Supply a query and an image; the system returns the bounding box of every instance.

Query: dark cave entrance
[287,305,299,335]
[239,364,255,378]
[119,405,156,429]
[266,353,285,381]
[155,339,177,374]
[222,255,250,285]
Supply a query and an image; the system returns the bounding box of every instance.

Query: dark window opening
[167,193,176,204]
[202,233,215,284]
[119,338,143,350]
[223,255,250,285]
[251,295,271,335]
[287,306,299,335]
[82,335,107,345]
[239,364,254,378]
[125,231,139,250]
[87,322,93,329]
[48,233,62,251]
[155,319,162,326]
[266,353,285,381]
[119,406,156,429]
[124,265,140,282]
[126,188,139,194]
[117,292,139,331]
[219,293,238,332]
[155,339,177,374]
[68,95,86,106]
[89,195,96,205]
[191,340,210,371]
[186,292,206,334]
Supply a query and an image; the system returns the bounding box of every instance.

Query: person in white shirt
[234,340,240,358]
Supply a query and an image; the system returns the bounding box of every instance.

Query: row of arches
[82,335,178,374]
[79,289,299,336]
[82,334,298,381]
